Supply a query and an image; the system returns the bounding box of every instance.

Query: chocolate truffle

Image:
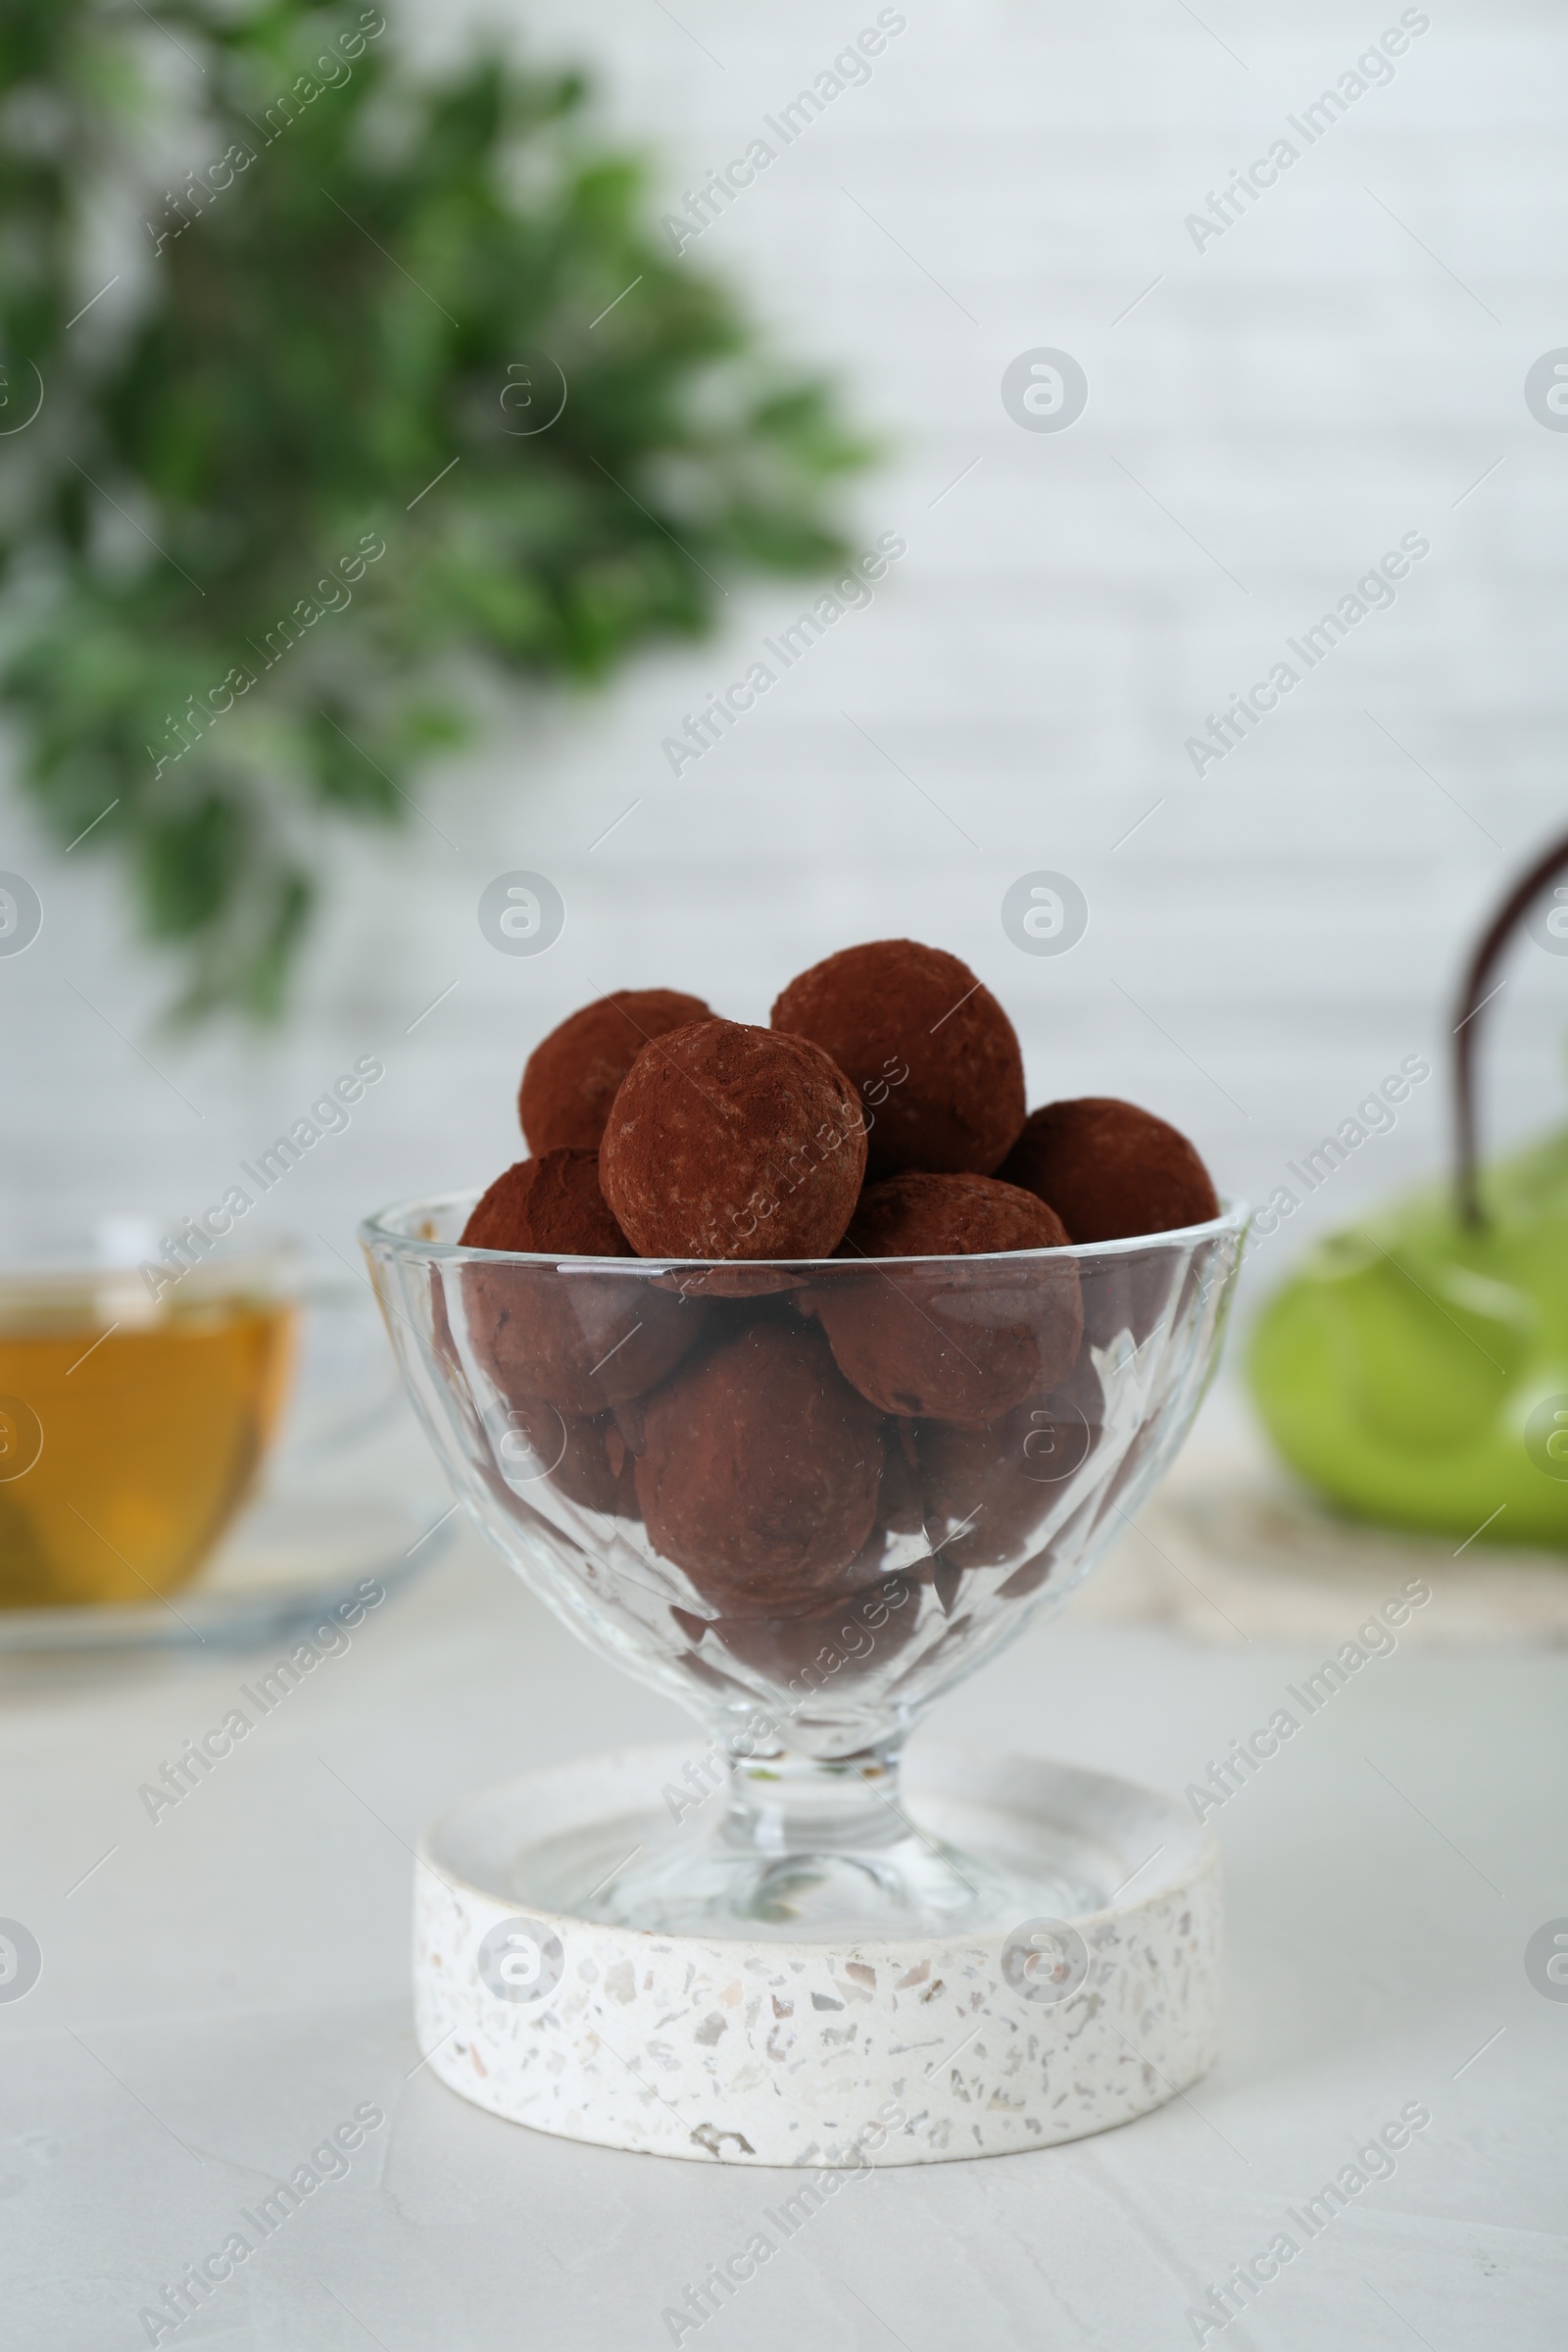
[771,939,1025,1180]
[999,1097,1218,1243]
[483,1395,643,1520]
[915,1353,1103,1570]
[808,1174,1083,1425]
[461,1259,704,1416]
[542,1409,642,1519]
[707,1569,922,1686]
[461,1150,631,1256]
[634,1318,883,1616]
[844,1170,1066,1261]
[916,1416,1047,1570]
[600,1019,867,1262]
[519,988,711,1152]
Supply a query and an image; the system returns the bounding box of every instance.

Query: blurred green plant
[0,0,871,1017]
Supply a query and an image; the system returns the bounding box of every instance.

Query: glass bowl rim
[359,1188,1251,1273]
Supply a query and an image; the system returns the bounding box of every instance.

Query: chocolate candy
[461,1150,630,1256]
[771,939,1025,1180]
[916,1351,1104,1570]
[634,1316,884,1615]
[600,1019,867,1261]
[808,1174,1083,1424]
[999,1097,1218,1242]
[546,1409,643,1519]
[457,1151,678,1411]
[462,1261,704,1416]
[519,988,710,1152]
[448,964,1225,1607]
[842,1170,1066,1260]
[704,1570,922,1687]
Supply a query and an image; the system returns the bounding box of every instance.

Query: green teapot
[1249,831,1568,1549]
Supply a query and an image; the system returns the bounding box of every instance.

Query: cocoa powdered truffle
[460,1258,704,1417]
[999,1097,1218,1243]
[771,939,1025,1180]
[915,1348,1103,1571]
[707,1569,921,1686]
[519,988,710,1152]
[808,1173,1083,1425]
[634,1317,883,1616]
[540,1408,642,1519]
[845,1170,1066,1260]
[600,1019,867,1261]
[461,1150,631,1256]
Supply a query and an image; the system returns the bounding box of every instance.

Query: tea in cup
[0,1247,298,1609]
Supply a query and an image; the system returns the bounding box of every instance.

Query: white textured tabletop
[4,1441,1564,2352]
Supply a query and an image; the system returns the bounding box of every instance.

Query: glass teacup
[0,1230,300,1609]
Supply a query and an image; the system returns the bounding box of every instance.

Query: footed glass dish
[363,1193,1247,1939]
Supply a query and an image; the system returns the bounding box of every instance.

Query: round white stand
[413,1743,1220,2167]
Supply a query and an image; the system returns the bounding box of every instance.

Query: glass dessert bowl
[363,1193,1248,1938]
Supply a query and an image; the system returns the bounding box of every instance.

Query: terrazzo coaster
[413,1743,1220,2166]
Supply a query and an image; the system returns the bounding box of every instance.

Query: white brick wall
[6,0,1568,1348]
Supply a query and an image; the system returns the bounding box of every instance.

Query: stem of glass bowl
[675,1727,1011,1935]
[718,1737,909,1863]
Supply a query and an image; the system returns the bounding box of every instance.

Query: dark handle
[1453,828,1568,1228]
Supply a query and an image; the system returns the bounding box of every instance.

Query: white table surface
[4,1445,1565,2352]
